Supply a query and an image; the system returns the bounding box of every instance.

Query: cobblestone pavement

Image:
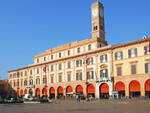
[0,99,150,113]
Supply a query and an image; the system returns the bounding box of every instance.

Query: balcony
[26,85,35,89]
[96,76,112,83]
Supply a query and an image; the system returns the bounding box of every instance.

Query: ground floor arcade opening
[29,89,33,96]
[36,88,40,98]
[100,83,109,99]
[76,85,84,100]
[87,84,95,99]
[49,87,55,99]
[66,86,73,100]
[57,86,64,99]
[42,88,47,98]
[129,80,141,98]
[115,82,125,99]
[145,79,150,98]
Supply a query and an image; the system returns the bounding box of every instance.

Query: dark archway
[115,81,125,99]
[49,87,55,99]
[100,83,109,99]
[129,80,140,98]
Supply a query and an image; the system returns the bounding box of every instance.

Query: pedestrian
[76,95,78,102]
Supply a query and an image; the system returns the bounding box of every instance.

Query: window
[30,70,32,75]
[51,65,54,72]
[131,65,136,74]
[51,55,53,60]
[98,43,102,48]
[37,68,39,74]
[88,44,92,51]
[87,71,94,79]
[21,72,23,77]
[36,78,40,85]
[100,54,107,63]
[59,64,62,70]
[13,73,16,78]
[76,72,82,80]
[44,57,46,61]
[76,60,82,67]
[29,79,33,85]
[43,78,47,84]
[100,69,108,78]
[117,67,122,76]
[37,58,39,63]
[77,48,80,53]
[17,81,19,87]
[93,26,98,31]
[67,74,71,81]
[58,75,62,82]
[87,57,93,65]
[145,63,150,73]
[25,71,27,76]
[14,81,16,87]
[9,74,12,78]
[68,50,70,56]
[59,53,61,58]
[21,80,23,86]
[128,48,137,58]
[115,51,123,60]
[24,80,27,86]
[144,46,150,55]
[51,76,54,83]
[67,62,71,69]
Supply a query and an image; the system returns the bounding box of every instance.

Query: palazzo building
[8,1,150,99]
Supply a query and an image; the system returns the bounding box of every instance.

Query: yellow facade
[8,1,150,99]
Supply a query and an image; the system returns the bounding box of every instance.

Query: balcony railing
[96,76,112,83]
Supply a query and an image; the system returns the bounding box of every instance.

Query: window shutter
[145,63,148,73]
[105,55,107,62]
[128,50,131,58]
[135,48,137,56]
[121,51,123,59]
[100,56,103,62]
[115,52,117,60]
[144,46,147,55]
[106,69,108,77]
[100,70,103,77]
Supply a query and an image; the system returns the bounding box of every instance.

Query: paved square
[0,100,150,113]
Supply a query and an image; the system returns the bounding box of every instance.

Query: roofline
[8,38,150,73]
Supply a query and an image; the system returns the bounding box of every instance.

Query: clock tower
[91,1,105,41]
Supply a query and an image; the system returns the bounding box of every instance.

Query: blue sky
[0,0,150,79]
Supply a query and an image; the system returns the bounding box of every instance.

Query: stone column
[125,82,129,98]
[141,80,145,97]
[95,83,100,99]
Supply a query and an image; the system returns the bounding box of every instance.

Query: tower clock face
[92,8,98,18]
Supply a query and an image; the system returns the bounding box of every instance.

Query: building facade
[8,1,150,99]
[0,79,9,98]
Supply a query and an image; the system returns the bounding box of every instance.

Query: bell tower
[91,1,105,41]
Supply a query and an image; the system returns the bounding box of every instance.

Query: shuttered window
[87,71,94,79]
[145,63,150,73]
[117,67,122,76]
[76,72,82,81]
[115,51,123,60]
[131,65,136,75]
[100,69,108,78]
[144,46,150,55]
[128,48,137,58]
[100,54,107,63]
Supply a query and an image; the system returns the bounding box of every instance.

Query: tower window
[93,26,98,31]
[77,47,80,53]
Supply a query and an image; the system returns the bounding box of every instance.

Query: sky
[0,0,150,80]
